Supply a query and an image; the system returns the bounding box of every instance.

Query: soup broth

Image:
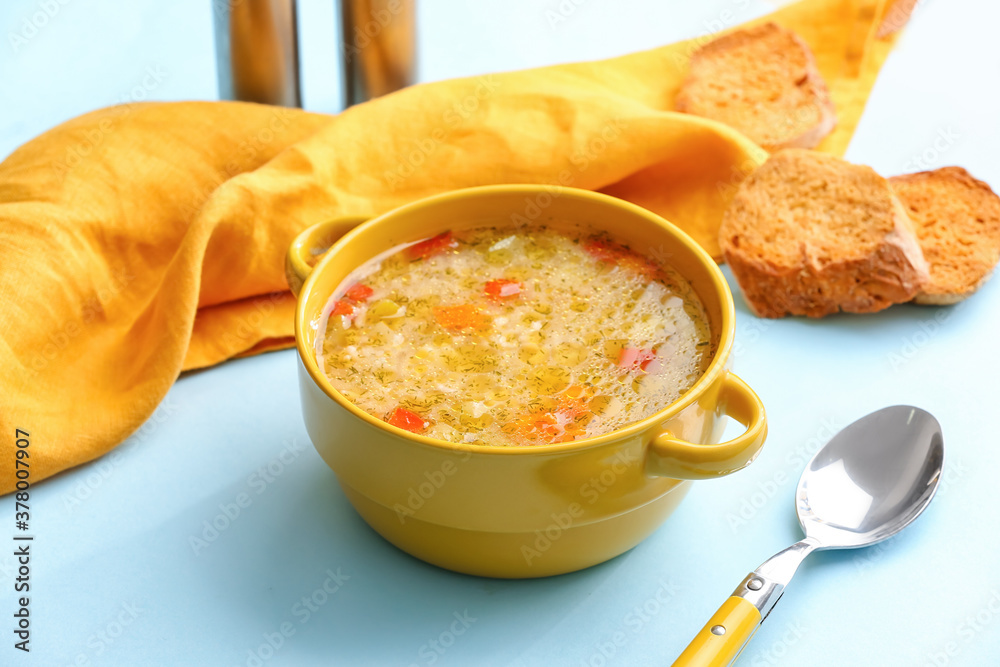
[317,225,712,446]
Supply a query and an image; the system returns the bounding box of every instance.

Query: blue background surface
[2,1,1000,665]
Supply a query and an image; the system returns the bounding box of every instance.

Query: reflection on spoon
[673,406,944,666]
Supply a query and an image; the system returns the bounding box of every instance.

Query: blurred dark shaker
[213,0,416,109]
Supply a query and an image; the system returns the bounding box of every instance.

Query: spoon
[673,405,944,666]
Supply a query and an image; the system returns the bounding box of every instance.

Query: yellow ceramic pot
[287,185,766,578]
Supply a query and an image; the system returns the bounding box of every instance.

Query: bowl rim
[294,184,735,456]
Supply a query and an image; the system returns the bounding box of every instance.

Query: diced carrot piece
[509,388,593,444]
[641,356,664,374]
[407,231,456,260]
[484,279,522,300]
[582,238,622,263]
[433,305,491,332]
[617,347,639,369]
[515,411,559,442]
[386,407,429,433]
[583,237,660,279]
[618,347,656,372]
[331,300,355,316]
[344,283,374,302]
[618,254,660,280]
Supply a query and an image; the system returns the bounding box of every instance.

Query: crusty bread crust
[890,167,1000,305]
[720,149,929,318]
[676,22,836,152]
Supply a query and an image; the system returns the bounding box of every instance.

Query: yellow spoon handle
[672,596,761,667]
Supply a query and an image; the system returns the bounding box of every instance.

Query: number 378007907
[15,430,30,526]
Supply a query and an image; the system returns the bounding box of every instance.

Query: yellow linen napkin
[0,0,903,492]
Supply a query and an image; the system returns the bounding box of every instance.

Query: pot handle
[285,216,371,296]
[647,373,766,480]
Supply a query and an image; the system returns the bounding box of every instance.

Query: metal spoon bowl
[798,405,944,547]
[673,406,944,666]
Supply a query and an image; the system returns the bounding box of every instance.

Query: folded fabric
[0,0,904,493]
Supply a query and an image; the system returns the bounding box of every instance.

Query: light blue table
[2,1,999,665]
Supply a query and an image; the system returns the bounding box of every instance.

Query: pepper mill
[213,0,415,109]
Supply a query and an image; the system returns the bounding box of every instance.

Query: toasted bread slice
[720,149,929,318]
[676,22,836,151]
[890,167,1000,305]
